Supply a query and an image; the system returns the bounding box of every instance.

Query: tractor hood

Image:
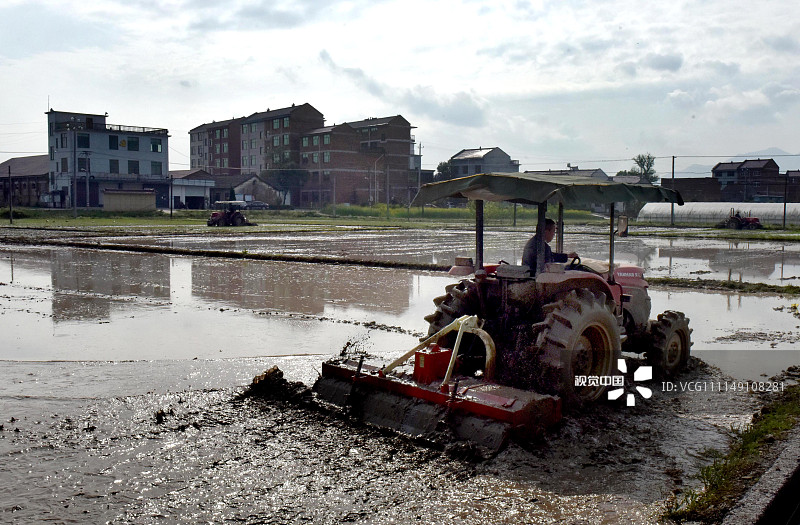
[411,172,684,207]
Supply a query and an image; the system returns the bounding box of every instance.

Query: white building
[46,110,170,208]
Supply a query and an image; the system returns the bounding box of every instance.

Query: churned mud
[1,357,759,525]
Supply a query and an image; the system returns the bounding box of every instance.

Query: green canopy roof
[411,172,684,207]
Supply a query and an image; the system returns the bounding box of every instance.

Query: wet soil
[1,357,758,524]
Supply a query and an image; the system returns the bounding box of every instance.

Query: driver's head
[544,218,556,242]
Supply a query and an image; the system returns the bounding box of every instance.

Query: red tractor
[315,173,691,450]
[718,208,762,229]
[207,201,254,227]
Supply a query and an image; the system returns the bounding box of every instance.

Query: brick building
[190,106,418,207]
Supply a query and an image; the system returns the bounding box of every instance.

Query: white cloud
[2,0,800,169]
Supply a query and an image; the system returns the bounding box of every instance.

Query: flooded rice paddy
[1,227,799,523]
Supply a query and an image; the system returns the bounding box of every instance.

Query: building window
[60,158,68,172]
[49,146,54,160]
[151,161,162,176]
[222,129,228,138]
[128,160,140,174]
[283,117,289,128]
[283,151,290,160]
[223,142,229,153]
[215,159,221,167]
[109,135,118,150]
[77,133,90,148]
[78,157,89,172]
[250,155,256,165]
[283,134,289,146]
[60,133,67,148]
[127,136,139,151]
[215,144,221,154]
[312,136,319,146]
[323,134,330,145]
[242,140,248,150]
[242,156,248,166]
[474,165,481,174]
[302,137,309,147]
[251,123,257,133]
[109,159,119,173]
[242,124,248,133]
[273,136,280,147]
[250,139,256,149]
[273,153,280,163]
[215,129,221,139]
[150,138,162,153]
[323,151,330,163]
[301,153,308,163]
[273,119,280,130]
[312,152,319,163]
[222,158,228,167]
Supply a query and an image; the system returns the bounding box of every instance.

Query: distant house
[46,110,169,208]
[712,158,780,191]
[450,147,519,177]
[167,169,215,209]
[200,172,283,207]
[0,155,49,207]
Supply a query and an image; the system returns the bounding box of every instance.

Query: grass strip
[649,277,800,296]
[664,383,800,523]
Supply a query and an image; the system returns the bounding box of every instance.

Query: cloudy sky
[2,0,800,177]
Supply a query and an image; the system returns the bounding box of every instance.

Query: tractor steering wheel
[498,259,510,265]
[566,255,581,270]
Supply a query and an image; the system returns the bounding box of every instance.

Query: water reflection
[1,243,798,379]
[190,258,413,316]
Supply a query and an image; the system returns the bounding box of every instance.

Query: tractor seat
[494,264,533,279]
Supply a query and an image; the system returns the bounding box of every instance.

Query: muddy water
[0,234,798,523]
[99,228,800,285]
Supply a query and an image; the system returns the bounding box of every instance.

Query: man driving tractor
[522,218,578,267]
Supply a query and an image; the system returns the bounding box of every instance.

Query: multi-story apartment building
[189,103,325,177]
[46,110,169,207]
[189,104,418,207]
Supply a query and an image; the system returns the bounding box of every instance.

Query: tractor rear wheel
[646,310,691,377]
[424,280,485,373]
[535,289,620,408]
[232,213,245,226]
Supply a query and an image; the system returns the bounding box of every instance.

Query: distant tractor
[207,201,254,227]
[718,208,762,230]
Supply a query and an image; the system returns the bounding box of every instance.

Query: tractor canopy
[411,172,684,207]
[411,172,684,273]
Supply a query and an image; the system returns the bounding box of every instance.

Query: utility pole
[7,165,12,225]
[784,172,789,229]
[385,160,390,219]
[417,142,424,216]
[72,120,78,218]
[81,151,91,208]
[670,156,675,226]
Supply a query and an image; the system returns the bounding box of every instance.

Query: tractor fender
[535,271,619,309]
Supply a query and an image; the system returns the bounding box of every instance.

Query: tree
[631,153,658,183]
[261,160,309,205]
[435,160,454,181]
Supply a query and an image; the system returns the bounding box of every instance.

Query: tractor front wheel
[646,310,691,377]
[535,289,620,408]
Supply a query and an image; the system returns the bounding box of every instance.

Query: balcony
[54,122,169,135]
[64,171,171,183]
